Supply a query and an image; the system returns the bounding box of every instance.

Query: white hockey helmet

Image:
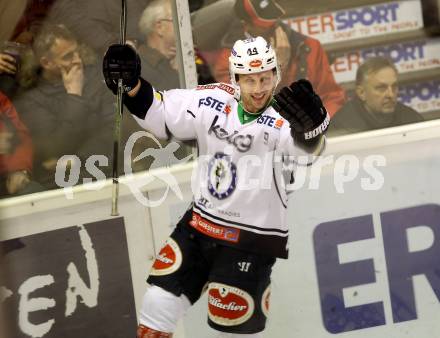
[229,36,280,99]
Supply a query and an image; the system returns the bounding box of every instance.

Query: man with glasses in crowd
[329,57,424,135]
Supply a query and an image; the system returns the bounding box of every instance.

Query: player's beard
[241,90,272,114]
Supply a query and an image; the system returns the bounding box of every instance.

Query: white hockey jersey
[133,82,320,258]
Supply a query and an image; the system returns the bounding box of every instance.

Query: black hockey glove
[272,79,330,140]
[102,44,141,94]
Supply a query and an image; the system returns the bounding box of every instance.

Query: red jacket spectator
[11,0,57,45]
[280,30,345,118]
[0,91,33,175]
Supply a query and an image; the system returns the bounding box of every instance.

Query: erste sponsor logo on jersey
[208,115,254,152]
[199,96,226,112]
[208,283,254,326]
[285,1,423,44]
[332,39,440,83]
[190,212,240,242]
[257,114,284,129]
[261,285,271,317]
[150,238,182,276]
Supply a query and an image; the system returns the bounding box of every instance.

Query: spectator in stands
[1,0,90,98]
[14,24,114,189]
[128,0,209,172]
[137,0,179,90]
[208,0,345,117]
[0,91,43,197]
[0,41,37,98]
[11,0,94,49]
[81,0,151,54]
[137,0,215,89]
[9,0,57,45]
[81,0,205,54]
[329,57,424,135]
[0,50,19,78]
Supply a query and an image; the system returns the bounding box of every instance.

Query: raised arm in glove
[272,79,330,153]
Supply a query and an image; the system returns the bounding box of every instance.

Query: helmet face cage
[229,36,281,99]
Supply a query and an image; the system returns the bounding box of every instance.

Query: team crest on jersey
[261,285,271,317]
[149,238,182,276]
[208,152,237,199]
[208,283,254,326]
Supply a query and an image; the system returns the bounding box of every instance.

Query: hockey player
[103,36,329,337]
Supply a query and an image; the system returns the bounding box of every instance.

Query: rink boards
[1,120,440,338]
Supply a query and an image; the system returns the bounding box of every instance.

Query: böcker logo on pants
[150,238,182,276]
[208,283,254,326]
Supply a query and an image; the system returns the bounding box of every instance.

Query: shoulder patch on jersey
[197,84,218,90]
[196,83,235,96]
[217,83,235,95]
[154,91,163,101]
